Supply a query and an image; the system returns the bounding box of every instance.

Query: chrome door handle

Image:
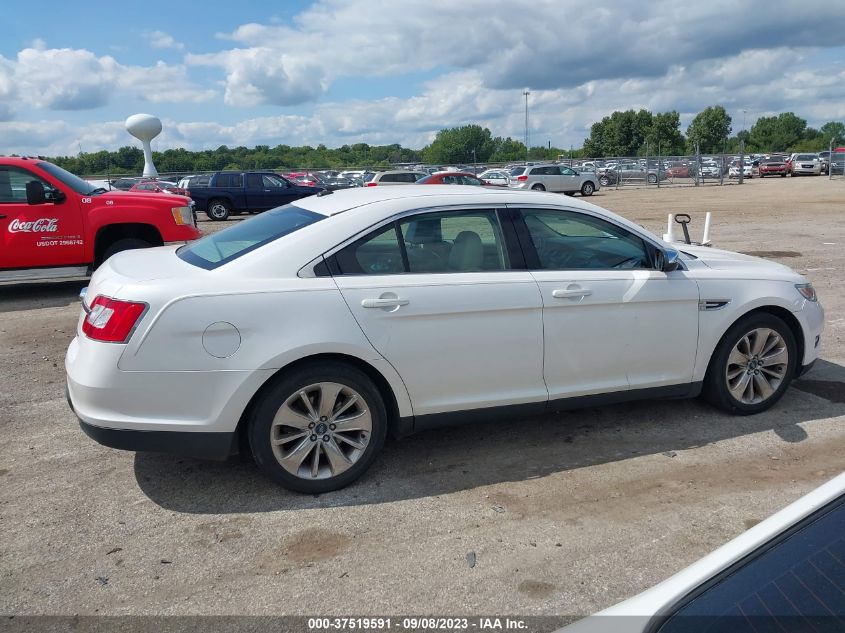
[552,288,592,299]
[361,297,410,308]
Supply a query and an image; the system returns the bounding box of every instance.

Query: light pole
[741,109,748,133]
[523,89,530,160]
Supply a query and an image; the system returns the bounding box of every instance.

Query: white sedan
[477,169,510,186]
[66,186,824,493]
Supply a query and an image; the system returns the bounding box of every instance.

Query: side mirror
[661,248,681,272]
[25,180,46,205]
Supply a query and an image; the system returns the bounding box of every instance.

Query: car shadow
[135,359,845,514]
[0,281,86,313]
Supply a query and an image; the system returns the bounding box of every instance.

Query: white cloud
[4,52,844,160]
[0,45,214,116]
[145,30,184,50]
[190,0,845,107]
[2,2,845,157]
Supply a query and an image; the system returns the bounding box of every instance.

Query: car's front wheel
[599,176,610,186]
[581,181,595,196]
[248,362,388,493]
[703,313,797,415]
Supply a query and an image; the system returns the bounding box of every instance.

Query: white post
[663,213,676,242]
[702,212,712,245]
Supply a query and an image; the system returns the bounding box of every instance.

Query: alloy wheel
[725,328,789,404]
[270,382,372,480]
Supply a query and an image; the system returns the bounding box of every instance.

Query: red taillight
[82,296,147,343]
[366,181,377,186]
[516,175,528,181]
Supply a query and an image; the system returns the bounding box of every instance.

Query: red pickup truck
[1,157,200,284]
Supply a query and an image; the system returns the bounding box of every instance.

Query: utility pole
[523,89,530,161]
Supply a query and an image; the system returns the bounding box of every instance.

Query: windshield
[36,161,99,195]
[796,154,816,161]
[177,204,325,270]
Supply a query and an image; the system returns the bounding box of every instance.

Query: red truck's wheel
[102,238,152,263]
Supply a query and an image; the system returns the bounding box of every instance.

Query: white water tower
[125,113,162,178]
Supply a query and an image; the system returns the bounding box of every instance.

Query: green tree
[819,121,845,146]
[489,136,526,161]
[686,106,732,153]
[747,112,807,152]
[422,125,496,164]
[646,111,685,156]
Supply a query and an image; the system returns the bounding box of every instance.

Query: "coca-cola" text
[8,218,58,233]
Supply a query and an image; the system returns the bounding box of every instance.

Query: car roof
[294,184,599,217]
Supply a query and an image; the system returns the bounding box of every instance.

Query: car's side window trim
[323,205,527,277]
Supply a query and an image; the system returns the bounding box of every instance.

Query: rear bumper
[67,384,236,460]
[78,418,235,460]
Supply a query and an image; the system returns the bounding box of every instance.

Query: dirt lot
[1,177,844,623]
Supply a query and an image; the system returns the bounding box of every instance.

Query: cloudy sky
[1,0,844,156]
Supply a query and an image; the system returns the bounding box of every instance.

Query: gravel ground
[1,176,843,623]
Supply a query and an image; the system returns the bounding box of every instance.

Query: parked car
[791,153,821,176]
[189,171,323,221]
[109,177,143,191]
[477,169,510,186]
[604,161,669,184]
[416,172,501,186]
[699,160,724,179]
[831,149,845,175]
[728,159,754,179]
[562,471,845,632]
[758,157,789,178]
[294,172,356,191]
[0,157,199,284]
[508,164,599,196]
[129,180,191,196]
[666,162,692,178]
[177,174,212,190]
[67,186,823,493]
[818,150,831,174]
[364,170,429,186]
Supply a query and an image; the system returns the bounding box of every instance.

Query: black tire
[580,181,595,196]
[102,238,152,262]
[599,176,610,186]
[531,183,545,191]
[206,199,231,221]
[248,361,388,494]
[564,191,575,196]
[781,173,786,178]
[703,312,798,415]
[647,173,658,184]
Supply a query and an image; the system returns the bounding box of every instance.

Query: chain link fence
[80,150,842,189]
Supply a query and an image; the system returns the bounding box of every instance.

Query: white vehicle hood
[675,244,804,282]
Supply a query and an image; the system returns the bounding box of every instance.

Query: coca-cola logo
[8,218,58,233]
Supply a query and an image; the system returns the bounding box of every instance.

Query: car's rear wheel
[581,181,595,196]
[207,200,231,221]
[531,183,545,191]
[647,173,658,184]
[703,313,797,415]
[248,362,387,493]
[599,176,610,186]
